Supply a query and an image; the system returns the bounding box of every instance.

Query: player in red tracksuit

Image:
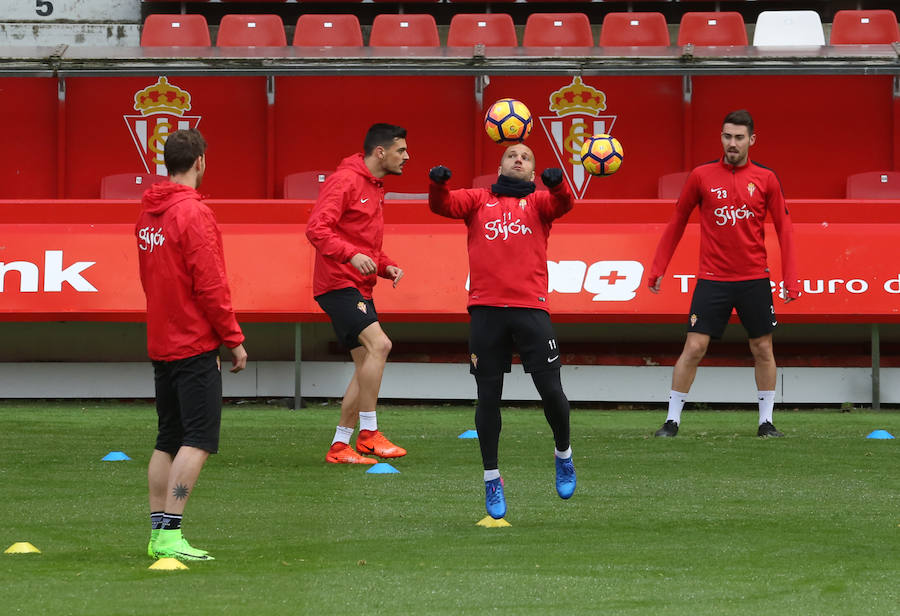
[428,143,576,520]
[306,123,408,465]
[647,110,799,438]
[136,128,247,561]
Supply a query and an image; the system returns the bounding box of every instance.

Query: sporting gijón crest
[124,77,201,175]
[539,77,617,199]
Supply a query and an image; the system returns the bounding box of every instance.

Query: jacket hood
[337,153,383,188]
[141,180,201,215]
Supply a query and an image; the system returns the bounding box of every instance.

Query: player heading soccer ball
[428,143,576,521]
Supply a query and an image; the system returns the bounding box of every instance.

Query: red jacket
[648,158,800,298]
[306,154,398,299]
[429,180,574,312]
[136,181,244,361]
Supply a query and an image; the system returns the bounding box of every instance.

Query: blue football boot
[555,456,576,499]
[484,477,507,519]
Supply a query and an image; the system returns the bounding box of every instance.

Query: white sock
[332,425,354,445]
[758,390,776,425]
[359,411,377,432]
[484,469,500,482]
[555,447,572,460]
[666,390,687,424]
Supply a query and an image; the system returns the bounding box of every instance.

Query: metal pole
[871,323,880,411]
[294,323,303,410]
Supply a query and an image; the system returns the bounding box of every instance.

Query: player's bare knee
[682,340,708,363]
[368,334,392,360]
[749,337,774,362]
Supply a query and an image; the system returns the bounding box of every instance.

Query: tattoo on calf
[172,483,190,500]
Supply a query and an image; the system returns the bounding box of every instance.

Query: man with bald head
[428,144,576,520]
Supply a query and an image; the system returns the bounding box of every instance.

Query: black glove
[429,165,452,184]
[541,168,564,188]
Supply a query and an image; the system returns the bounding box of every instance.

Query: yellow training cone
[476,516,511,528]
[5,542,41,554]
[149,558,189,571]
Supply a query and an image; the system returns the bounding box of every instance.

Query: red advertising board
[2,220,899,323]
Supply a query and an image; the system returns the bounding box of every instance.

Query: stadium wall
[2,9,898,404]
[1,73,897,201]
[1,200,897,404]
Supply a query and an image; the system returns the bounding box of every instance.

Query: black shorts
[688,278,776,339]
[315,287,378,350]
[153,349,222,454]
[468,306,562,376]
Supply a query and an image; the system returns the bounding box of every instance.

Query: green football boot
[147,528,159,557]
[151,528,214,561]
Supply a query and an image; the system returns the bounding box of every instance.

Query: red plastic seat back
[369,14,440,47]
[830,10,900,45]
[217,15,286,47]
[846,172,900,199]
[284,171,332,199]
[448,14,517,47]
[523,13,593,47]
[100,173,168,199]
[677,12,748,46]
[141,14,211,47]
[599,13,669,47]
[293,15,362,47]
[658,171,691,199]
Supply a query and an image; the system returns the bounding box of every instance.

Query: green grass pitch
[1,401,898,615]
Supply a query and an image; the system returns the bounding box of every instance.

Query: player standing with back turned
[137,128,247,561]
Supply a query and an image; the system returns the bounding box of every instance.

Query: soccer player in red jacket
[306,123,407,465]
[647,110,799,438]
[428,143,576,520]
[136,128,247,561]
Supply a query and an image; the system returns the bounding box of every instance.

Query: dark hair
[363,123,407,156]
[164,128,207,176]
[722,110,754,135]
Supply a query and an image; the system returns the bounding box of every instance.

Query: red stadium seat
[830,10,900,45]
[448,14,518,47]
[846,171,900,199]
[523,13,594,48]
[472,173,496,188]
[599,13,670,47]
[284,171,331,199]
[657,171,690,199]
[141,15,211,47]
[216,15,286,47]
[293,15,362,47]
[677,12,748,46]
[369,14,440,47]
[100,173,167,199]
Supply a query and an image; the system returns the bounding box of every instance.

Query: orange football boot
[355,430,407,458]
[326,442,377,464]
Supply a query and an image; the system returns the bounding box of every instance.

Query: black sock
[475,374,504,470]
[150,511,164,530]
[532,368,571,452]
[161,513,183,530]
